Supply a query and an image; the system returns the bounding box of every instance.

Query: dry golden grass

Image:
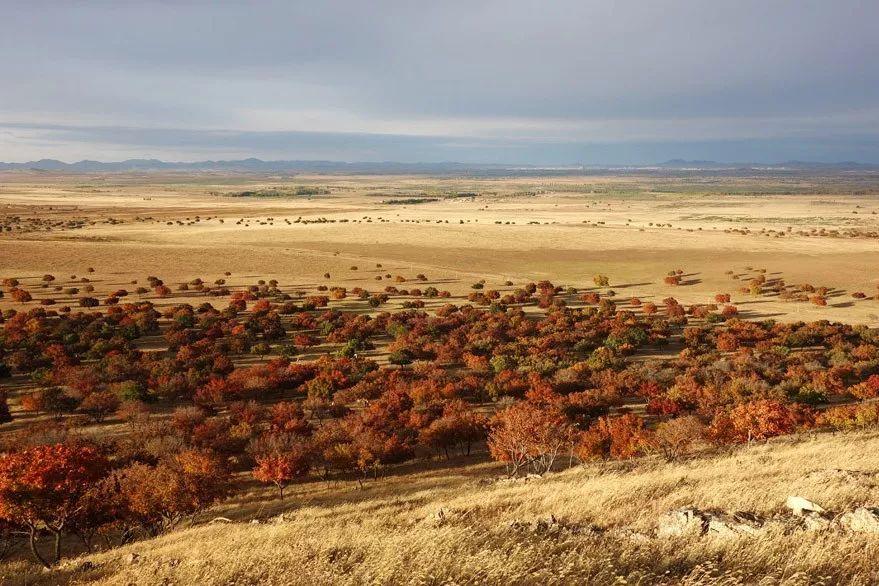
[3,171,879,324]
[9,428,879,585]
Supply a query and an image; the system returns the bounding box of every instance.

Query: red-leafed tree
[419,400,487,458]
[268,401,313,436]
[250,433,312,499]
[0,443,108,567]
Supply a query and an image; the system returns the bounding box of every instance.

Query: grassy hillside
[10,428,879,585]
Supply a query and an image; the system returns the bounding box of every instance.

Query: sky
[1,0,878,165]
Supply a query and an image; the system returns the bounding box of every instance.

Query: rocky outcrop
[657,497,879,539]
[656,508,765,537]
[656,508,709,537]
[838,507,879,533]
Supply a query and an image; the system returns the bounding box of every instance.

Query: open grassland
[4,171,879,324]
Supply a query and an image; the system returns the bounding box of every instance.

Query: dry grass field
[8,429,879,585]
[4,169,879,585]
[3,170,879,323]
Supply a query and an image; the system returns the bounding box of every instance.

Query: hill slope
[11,429,879,585]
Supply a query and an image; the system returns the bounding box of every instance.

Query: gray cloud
[1,1,878,163]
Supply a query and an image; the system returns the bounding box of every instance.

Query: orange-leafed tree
[78,390,121,423]
[653,415,707,460]
[709,399,812,444]
[109,450,229,536]
[0,443,108,567]
[153,284,172,298]
[9,288,32,303]
[250,433,312,499]
[576,413,652,461]
[488,400,574,476]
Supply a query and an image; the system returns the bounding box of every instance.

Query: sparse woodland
[2,267,879,581]
[3,173,879,582]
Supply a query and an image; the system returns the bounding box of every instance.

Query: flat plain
[3,170,879,323]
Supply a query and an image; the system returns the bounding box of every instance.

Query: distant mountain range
[654,159,878,170]
[0,158,876,173]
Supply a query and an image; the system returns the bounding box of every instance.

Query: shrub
[819,403,879,430]
[849,374,879,399]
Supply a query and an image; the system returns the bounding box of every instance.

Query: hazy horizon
[1,153,876,168]
[2,1,878,164]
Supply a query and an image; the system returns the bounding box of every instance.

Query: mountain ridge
[1,158,877,173]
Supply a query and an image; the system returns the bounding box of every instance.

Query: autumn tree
[249,433,312,499]
[653,415,706,460]
[0,443,108,567]
[79,390,121,423]
[109,450,229,536]
[21,387,78,420]
[488,400,575,476]
[709,399,812,444]
[0,392,11,425]
[311,419,360,478]
[9,288,32,303]
[576,414,652,461]
[419,400,487,458]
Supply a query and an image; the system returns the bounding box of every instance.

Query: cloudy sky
[2,0,878,164]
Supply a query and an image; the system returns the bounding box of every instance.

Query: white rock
[786,496,825,516]
[801,511,833,531]
[657,508,707,537]
[839,507,879,533]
